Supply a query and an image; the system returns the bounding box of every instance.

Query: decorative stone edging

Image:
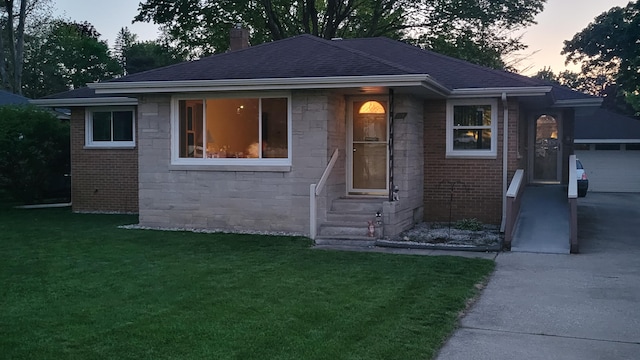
[375,239,502,252]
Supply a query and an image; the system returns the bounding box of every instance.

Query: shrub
[0,105,70,204]
[453,218,484,231]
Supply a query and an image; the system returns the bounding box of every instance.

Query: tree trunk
[0,14,8,90]
[14,0,26,95]
[303,0,318,36]
[4,0,16,92]
[260,0,285,40]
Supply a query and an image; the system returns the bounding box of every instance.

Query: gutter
[552,98,603,108]
[89,74,452,97]
[450,86,552,98]
[500,92,508,232]
[30,97,138,107]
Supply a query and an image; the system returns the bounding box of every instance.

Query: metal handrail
[309,149,339,239]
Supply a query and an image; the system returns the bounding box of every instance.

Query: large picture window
[174,95,290,165]
[85,108,135,148]
[446,99,497,158]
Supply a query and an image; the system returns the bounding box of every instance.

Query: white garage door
[575,149,640,192]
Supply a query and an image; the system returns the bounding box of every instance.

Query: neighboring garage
[574,108,640,193]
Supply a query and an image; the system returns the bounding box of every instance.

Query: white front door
[347,98,389,195]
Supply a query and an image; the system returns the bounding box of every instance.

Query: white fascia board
[552,98,603,108]
[575,139,640,144]
[449,86,553,98]
[30,97,138,107]
[89,74,451,96]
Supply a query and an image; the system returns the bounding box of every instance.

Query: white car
[576,159,588,197]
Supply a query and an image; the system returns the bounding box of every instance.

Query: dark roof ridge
[348,37,545,88]
[108,35,294,83]
[308,35,421,75]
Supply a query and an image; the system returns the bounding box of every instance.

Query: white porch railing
[309,149,339,240]
[569,155,579,253]
[504,169,525,249]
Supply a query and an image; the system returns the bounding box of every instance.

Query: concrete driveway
[436,193,640,360]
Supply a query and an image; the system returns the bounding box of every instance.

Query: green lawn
[0,207,494,360]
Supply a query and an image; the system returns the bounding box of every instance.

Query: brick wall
[423,99,519,225]
[70,108,138,213]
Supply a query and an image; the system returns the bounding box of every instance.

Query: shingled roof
[37,34,597,104]
[575,108,640,141]
[106,35,542,89]
[0,89,29,105]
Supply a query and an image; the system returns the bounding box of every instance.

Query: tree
[408,0,545,69]
[0,0,53,94]
[21,20,122,98]
[562,1,640,113]
[0,105,69,203]
[134,0,545,68]
[114,26,138,72]
[531,66,635,115]
[1,0,28,94]
[123,41,184,74]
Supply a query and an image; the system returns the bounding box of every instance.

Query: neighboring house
[32,32,601,240]
[574,108,640,192]
[0,89,29,105]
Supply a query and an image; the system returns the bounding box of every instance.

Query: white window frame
[170,92,292,168]
[85,107,136,148]
[446,98,498,158]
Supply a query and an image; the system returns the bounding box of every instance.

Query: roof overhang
[30,97,138,107]
[449,86,553,98]
[89,74,452,97]
[575,139,640,143]
[552,98,603,108]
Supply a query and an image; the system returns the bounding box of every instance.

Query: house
[0,89,29,105]
[32,32,601,240]
[574,108,640,192]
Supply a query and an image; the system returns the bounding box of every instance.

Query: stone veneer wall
[383,94,425,236]
[69,107,138,213]
[319,93,347,224]
[423,99,519,225]
[137,91,338,235]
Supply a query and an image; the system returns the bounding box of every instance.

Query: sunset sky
[52,0,630,75]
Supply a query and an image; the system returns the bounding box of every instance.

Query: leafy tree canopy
[114,26,186,75]
[21,20,122,98]
[0,105,69,203]
[531,66,636,116]
[562,1,640,112]
[134,0,545,69]
[123,41,184,75]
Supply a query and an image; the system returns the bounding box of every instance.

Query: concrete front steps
[314,197,384,247]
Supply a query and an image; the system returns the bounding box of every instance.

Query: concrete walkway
[436,193,640,360]
[511,185,570,254]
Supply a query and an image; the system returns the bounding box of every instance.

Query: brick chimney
[230,24,249,51]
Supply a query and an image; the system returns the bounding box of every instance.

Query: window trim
[446,98,498,158]
[85,107,136,148]
[170,92,292,168]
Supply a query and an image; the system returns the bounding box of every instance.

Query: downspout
[500,92,508,232]
[388,89,395,202]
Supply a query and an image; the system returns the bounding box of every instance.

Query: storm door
[348,99,389,195]
[533,114,561,183]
